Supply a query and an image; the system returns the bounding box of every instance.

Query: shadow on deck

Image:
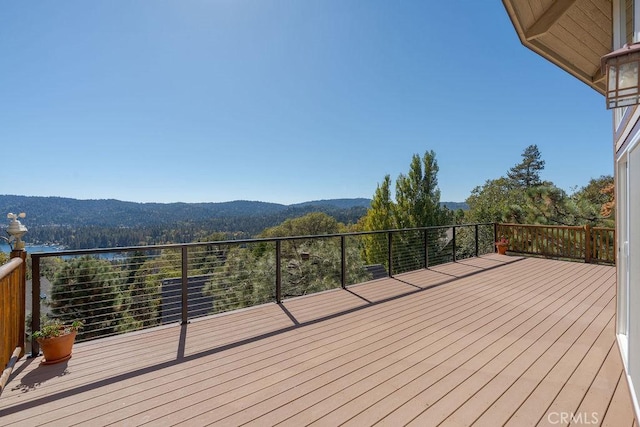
[0,254,635,426]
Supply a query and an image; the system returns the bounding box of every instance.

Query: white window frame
[617,130,640,421]
[617,152,630,366]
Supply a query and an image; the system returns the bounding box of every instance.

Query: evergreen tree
[395,151,449,228]
[522,185,574,225]
[518,176,616,227]
[465,177,523,224]
[361,151,449,233]
[117,251,160,332]
[204,212,370,311]
[572,175,615,227]
[259,212,343,237]
[465,172,615,236]
[507,144,545,188]
[50,256,120,340]
[360,175,394,266]
[204,245,275,313]
[360,150,451,270]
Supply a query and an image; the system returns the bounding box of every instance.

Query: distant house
[503,0,640,418]
[160,275,214,324]
[364,264,388,280]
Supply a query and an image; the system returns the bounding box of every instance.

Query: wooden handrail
[0,253,26,395]
[496,223,615,264]
[0,257,22,281]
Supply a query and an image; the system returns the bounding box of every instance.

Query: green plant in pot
[32,319,83,365]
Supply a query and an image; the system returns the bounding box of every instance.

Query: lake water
[0,243,127,262]
[0,243,65,255]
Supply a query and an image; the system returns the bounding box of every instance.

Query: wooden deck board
[216,261,580,426]
[340,265,614,427]
[109,259,538,426]
[571,343,629,426]
[600,371,637,427]
[300,262,594,426]
[449,269,617,426]
[0,256,635,426]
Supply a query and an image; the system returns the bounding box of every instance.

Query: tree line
[22,205,368,249]
[465,144,614,228]
[42,213,372,339]
[29,145,614,341]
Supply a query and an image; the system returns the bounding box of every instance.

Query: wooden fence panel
[496,224,615,264]
[0,255,25,393]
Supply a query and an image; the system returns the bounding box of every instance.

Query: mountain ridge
[0,195,468,228]
[0,195,372,227]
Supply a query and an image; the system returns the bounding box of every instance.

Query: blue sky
[0,1,611,205]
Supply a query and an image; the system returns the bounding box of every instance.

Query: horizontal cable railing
[11,221,615,358]
[28,223,494,354]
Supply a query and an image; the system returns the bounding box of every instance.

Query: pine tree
[118,250,160,331]
[507,144,545,188]
[204,212,370,309]
[50,256,120,340]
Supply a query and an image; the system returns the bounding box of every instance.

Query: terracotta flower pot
[37,330,77,365]
[496,244,508,255]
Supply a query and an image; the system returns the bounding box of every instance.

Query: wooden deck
[0,255,636,426]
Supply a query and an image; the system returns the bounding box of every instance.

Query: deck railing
[1,221,613,363]
[27,223,495,355]
[496,223,616,264]
[0,252,26,394]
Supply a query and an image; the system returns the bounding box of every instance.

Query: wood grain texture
[0,255,634,426]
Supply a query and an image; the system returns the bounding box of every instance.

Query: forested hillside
[31,147,615,344]
[0,196,374,227]
[0,196,372,249]
[0,195,470,250]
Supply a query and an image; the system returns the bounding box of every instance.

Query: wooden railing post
[10,250,26,360]
[584,224,592,264]
[494,223,498,253]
